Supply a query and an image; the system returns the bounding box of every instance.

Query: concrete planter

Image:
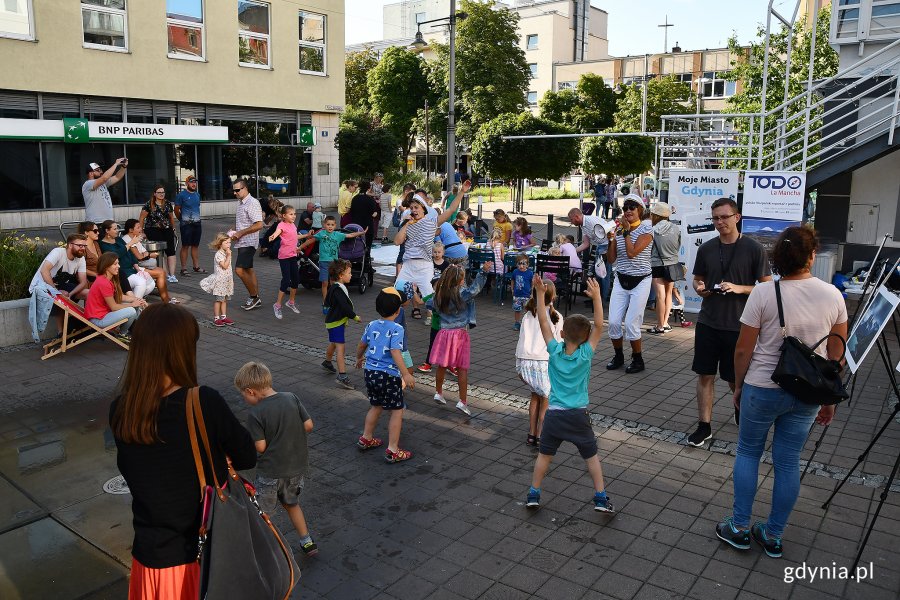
[0,297,56,348]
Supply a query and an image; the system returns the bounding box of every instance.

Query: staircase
[658,38,900,189]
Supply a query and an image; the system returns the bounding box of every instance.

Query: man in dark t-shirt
[688,198,771,447]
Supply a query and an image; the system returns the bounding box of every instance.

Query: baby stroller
[296,229,322,290]
[339,223,372,294]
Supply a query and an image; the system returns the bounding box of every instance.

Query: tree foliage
[471,112,579,181]
[614,76,694,132]
[334,107,401,179]
[724,6,838,168]
[580,133,655,176]
[368,47,429,171]
[345,46,380,110]
[539,74,617,132]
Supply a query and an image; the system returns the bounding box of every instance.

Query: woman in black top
[110,303,255,598]
[349,179,380,274]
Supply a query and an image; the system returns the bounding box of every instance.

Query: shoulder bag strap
[186,387,207,497]
[189,388,225,499]
[774,279,787,338]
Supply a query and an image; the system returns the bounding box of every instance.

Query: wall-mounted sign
[296,125,316,146]
[741,170,806,253]
[667,169,740,222]
[0,117,228,143]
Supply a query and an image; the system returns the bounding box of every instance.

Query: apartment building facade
[0,0,345,228]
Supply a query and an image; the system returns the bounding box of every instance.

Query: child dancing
[525,277,614,513]
[199,232,234,327]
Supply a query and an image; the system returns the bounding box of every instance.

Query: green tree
[614,75,694,132]
[539,74,617,132]
[580,133,655,176]
[345,46,380,110]
[471,112,579,181]
[422,0,531,152]
[725,6,838,168]
[368,47,430,172]
[334,107,401,179]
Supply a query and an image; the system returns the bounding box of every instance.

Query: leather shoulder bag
[187,388,300,600]
[770,280,849,406]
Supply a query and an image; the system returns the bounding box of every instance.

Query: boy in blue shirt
[298,215,366,304]
[526,276,615,513]
[511,257,534,330]
[355,288,416,463]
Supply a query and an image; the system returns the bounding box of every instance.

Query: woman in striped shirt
[605,195,654,374]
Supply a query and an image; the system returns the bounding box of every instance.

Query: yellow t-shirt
[338,187,352,216]
[494,220,513,245]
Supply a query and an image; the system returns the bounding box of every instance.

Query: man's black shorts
[179,221,202,246]
[539,408,597,459]
[692,322,739,382]
[235,246,255,269]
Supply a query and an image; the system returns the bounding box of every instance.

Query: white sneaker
[456,401,471,416]
[273,304,283,319]
[167,275,178,283]
[433,393,446,405]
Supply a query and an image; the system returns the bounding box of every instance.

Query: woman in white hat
[647,202,682,334]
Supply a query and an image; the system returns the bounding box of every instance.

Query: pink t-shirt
[276,222,299,259]
[85,275,114,320]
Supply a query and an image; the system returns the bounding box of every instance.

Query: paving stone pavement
[1,216,899,599]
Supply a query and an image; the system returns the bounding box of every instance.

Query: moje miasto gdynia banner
[666,169,739,222]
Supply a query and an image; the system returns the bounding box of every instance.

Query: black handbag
[186,388,300,600]
[770,280,849,406]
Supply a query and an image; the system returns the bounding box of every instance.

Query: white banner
[742,170,806,224]
[678,211,720,314]
[667,169,740,222]
[88,121,228,143]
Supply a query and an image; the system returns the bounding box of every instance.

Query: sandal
[647,326,667,334]
[526,434,538,446]
[180,269,190,277]
[193,267,207,274]
[411,308,422,319]
[385,448,413,463]
[168,298,181,304]
[357,436,382,450]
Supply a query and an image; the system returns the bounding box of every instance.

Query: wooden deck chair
[41,292,128,360]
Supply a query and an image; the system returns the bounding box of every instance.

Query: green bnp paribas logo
[63,118,89,143]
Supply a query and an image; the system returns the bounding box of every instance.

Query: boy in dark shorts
[354,288,416,463]
[235,361,318,556]
[323,259,360,389]
[525,276,615,513]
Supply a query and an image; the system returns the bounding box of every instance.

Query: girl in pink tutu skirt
[428,261,491,416]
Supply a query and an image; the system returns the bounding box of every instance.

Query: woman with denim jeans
[84,252,147,341]
[716,227,847,559]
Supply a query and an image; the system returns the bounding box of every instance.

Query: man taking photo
[82,158,127,223]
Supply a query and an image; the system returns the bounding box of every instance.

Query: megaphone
[592,219,616,239]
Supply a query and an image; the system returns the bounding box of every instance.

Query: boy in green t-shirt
[298,215,366,304]
[525,276,614,513]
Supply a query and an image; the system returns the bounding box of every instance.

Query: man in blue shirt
[173,175,203,276]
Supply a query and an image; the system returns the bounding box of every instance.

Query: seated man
[28,233,90,338]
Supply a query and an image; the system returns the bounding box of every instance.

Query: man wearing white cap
[394,181,469,303]
[82,158,128,223]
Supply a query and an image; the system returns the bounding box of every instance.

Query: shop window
[298,11,326,75]
[167,0,205,61]
[0,141,42,210]
[0,0,33,40]
[82,0,128,51]
[42,143,126,209]
[258,147,311,197]
[210,119,256,144]
[257,121,297,145]
[238,0,270,68]
[124,144,179,205]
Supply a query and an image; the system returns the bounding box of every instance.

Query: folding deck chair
[41,292,129,360]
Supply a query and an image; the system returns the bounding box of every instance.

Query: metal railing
[659,37,900,182]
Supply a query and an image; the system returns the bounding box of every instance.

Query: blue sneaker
[715,516,751,550]
[751,522,783,558]
[526,487,540,508]
[593,493,615,513]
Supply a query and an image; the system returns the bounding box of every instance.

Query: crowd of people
[25,164,850,596]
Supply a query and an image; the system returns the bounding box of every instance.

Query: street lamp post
[409,1,467,187]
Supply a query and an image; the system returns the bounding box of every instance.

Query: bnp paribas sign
[0,117,228,143]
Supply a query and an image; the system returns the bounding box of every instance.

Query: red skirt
[429,328,470,369]
[129,557,199,600]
